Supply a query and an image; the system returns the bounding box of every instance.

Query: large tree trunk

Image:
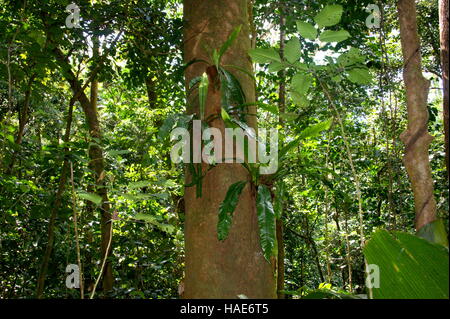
[183,0,276,298]
[397,0,437,231]
[439,0,449,181]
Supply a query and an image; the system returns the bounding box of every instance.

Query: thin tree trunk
[183,0,276,298]
[6,73,36,174]
[36,98,74,298]
[90,37,113,292]
[439,0,449,181]
[49,42,114,292]
[397,0,437,231]
[275,1,286,299]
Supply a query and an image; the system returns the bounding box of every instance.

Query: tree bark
[439,0,449,181]
[51,44,114,292]
[397,0,437,231]
[183,0,276,298]
[36,98,74,298]
[91,37,114,292]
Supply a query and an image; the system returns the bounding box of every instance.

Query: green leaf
[337,47,365,66]
[279,112,299,122]
[314,5,344,28]
[347,68,372,84]
[221,108,232,122]
[417,219,449,248]
[134,213,156,223]
[268,61,285,73]
[219,67,245,113]
[128,180,153,189]
[290,91,309,107]
[279,119,332,159]
[284,37,301,63]
[363,229,449,299]
[258,103,279,115]
[256,185,276,261]
[296,21,317,40]
[199,72,209,120]
[218,181,247,241]
[248,48,281,64]
[218,25,241,63]
[319,30,351,43]
[107,149,131,157]
[299,118,332,139]
[78,192,102,206]
[291,73,313,95]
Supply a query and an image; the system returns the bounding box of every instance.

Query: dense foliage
[0,0,448,299]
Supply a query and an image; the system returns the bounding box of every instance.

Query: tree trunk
[51,44,114,292]
[397,0,437,231]
[439,0,449,181]
[183,0,276,298]
[36,98,74,298]
[91,38,114,292]
[276,2,286,299]
[6,73,35,174]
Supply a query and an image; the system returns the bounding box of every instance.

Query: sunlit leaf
[296,21,317,40]
[363,229,449,299]
[314,5,344,28]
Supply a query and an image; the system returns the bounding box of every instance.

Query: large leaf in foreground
[218,181,247,241]
[256,185,276,261]
[363,229,449,299]
[313,4,343,28]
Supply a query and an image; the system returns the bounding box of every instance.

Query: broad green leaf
[248,48,281,64]
[291,73,312,95]
[107,149,130,157]
[314,5,344,28]
[134,213,156,223]
[256,185,276,261]
[258,103,279,114]
[417,219,448,248]
[319,30,351,43]
[78,192,102,206]
[363,229,449,299]
[218,181,247,241]
[219,67,245,113]
[347,68,372,84]
[299,118,332,139]
[279,112,299,122]
[285,37,301,63]
[218,25,241,63]
[279,119,332,159]
[290,91,309,107]
[199,72,209,120]
[29,29,46,48]
[296,21,317,40]
[128,180,152,189]
[268,61,285,73]
[337,47,365,66]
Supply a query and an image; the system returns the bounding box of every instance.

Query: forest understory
[0,0,448,300]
